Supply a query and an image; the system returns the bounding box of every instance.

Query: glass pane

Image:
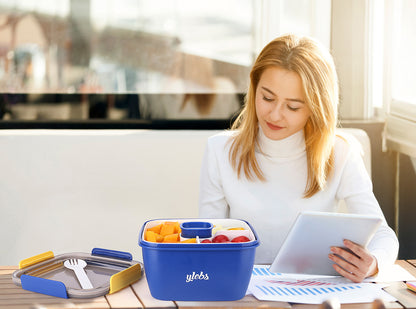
[391,0,416,106]
[0,0,252,95]
[0,0,331,122]
[0,0,253,120]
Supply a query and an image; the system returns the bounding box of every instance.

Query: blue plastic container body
[139,219,259,301]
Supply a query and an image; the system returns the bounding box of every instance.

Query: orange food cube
[173,222,181,234]
[155,233,164,242]
[160,222,175,236]
[145,231,157,242]
[147,223,163,234]
[163,233,180,243]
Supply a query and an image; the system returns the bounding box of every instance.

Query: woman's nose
[270,103,284,121]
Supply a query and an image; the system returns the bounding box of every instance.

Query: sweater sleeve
[198,136,230,218]
[336,137,399,274]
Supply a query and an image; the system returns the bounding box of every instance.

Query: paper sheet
[247,265,413,304]
[369,264,416,282]
[249,278,395,304]
[251,264,415,283]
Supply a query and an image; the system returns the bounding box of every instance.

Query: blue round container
[139,219,259,301]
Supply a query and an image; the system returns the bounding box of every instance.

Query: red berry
[212,235,230,243]
[231,236,250,242]
[201,239,211,243]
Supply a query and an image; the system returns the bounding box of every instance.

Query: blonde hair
[229,34,339,198]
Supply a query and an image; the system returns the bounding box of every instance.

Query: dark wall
[398,154,416,258]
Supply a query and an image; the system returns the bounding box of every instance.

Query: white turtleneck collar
[256,126,306,159]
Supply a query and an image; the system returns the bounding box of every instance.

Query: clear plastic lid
[12,248,142,298]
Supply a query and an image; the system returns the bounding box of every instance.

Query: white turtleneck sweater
[198,129,398,273]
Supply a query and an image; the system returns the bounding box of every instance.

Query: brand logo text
[186,271,209,283]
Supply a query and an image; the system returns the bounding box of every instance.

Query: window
[383,0,416,158]
[0,0,331,124]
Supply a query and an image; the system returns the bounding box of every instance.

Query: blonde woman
[198,34,398,283]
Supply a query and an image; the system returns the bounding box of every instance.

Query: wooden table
[2,261,416,309]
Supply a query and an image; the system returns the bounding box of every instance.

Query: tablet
[269,211,382,275]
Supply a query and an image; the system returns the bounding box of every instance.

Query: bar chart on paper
[248,265,396,304]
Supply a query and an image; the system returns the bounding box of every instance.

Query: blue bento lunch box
[139,218,259,301]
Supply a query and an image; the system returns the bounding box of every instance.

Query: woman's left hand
[329,239,378,283]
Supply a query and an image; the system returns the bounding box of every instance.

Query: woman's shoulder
[333,130,373,190]
[334,130,368,170]
[208,130,236,142]
[334,130,365,155]
[206,130,237,151]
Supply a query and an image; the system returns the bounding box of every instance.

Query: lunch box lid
[12,248,142,299]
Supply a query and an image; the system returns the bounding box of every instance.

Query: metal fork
[64,258,93,289]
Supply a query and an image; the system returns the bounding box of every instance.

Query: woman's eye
[288,105,300,111]
[263,96,274,102]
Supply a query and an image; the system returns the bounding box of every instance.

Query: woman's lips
[266,122,283,130]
